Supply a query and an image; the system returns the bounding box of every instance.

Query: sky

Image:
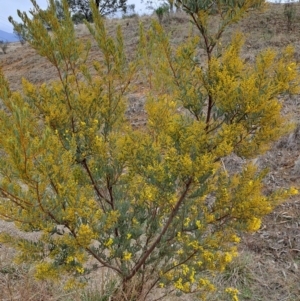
[0,0,149,33]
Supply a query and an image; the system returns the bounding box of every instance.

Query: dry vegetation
[1,3,300,300]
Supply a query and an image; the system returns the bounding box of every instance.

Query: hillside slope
[0,29,19,42]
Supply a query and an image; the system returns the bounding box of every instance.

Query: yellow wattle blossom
[182,264,189,276]
[223,252,233,264]
[247,217,261,232]
[206,214,215,223]
[105,238,114,247]
[181,154,193,174]
[183,217,191,227]
[123,251,132,261]
[66,256,74,264]
[104,210,120,230]
[76,267,85,274]
[290,187,298,195]
[198,278,215,291]
[196,220,202,229]
[76,224,95,247]
[231,234,240,243]
[174,277,184,290]
[225,287,239,301]
[182,281,191,293]
[189,269,196,283]
[176,249,184,255]
[35,262,59,280]
[197,261,203,267]
[288,63,296,71]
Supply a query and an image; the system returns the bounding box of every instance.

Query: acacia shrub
[0,0,299,300]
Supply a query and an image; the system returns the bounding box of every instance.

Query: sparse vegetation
[284,1,297,31]
[0,40,8,54]
[154,3,170,23]
[0,1,300,301]
[122,4,137,19]
[68,0,128,21]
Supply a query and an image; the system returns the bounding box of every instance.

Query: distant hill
[0,29,19,43]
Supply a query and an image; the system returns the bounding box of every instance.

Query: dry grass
[0,246,75,301]
[1,3,300,300]
[206,250,300,301]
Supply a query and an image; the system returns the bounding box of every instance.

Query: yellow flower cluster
[104,210,120,230]
[123,250,132,261]
[105,237,114,247]
[225,287,239,301]
[289,187,298,195]
[76,224,95,247]
[198,278,215,292]
[35,262,59,280]
[247,217,261,232]
[66,256,74,264]
[174,277,190,293]
[76,267,85,274]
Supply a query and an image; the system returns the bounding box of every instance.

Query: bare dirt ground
[1,3,300,300]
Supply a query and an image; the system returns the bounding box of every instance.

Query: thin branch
[161,250,198,275]
[0,188,32,208]
[86,246,122,275]
[125,178,193,282]
[205,94,214,131]
[35,182,61,224]
[82,158,110,211]
[0,212,32,224]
